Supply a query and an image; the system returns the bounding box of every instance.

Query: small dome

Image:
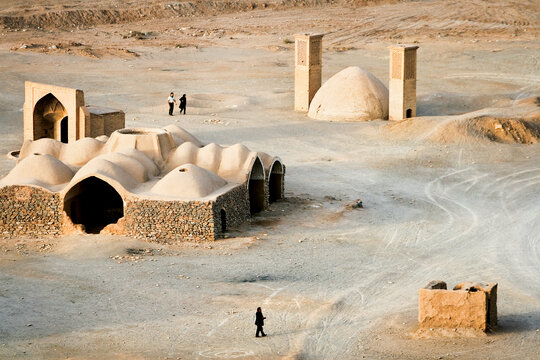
[308,66,389,121]
[151,164,227,198]
[60,137,105,166]
[1,154,74,187]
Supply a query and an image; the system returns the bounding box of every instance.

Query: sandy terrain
[1,0,540,359]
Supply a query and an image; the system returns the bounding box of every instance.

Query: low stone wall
[123,185,250,242]
[0,184,251,242]
[0,185,62,238]
[418,281,498,332]
[123,198,214,242]
[213,185,250,236]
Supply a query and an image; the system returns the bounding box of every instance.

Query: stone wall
[0,183,251,242]
[122,185,250,242]
[123,197,214,242]
[0,185,62,238]
[213,184,250,236]
[418,282,498,332]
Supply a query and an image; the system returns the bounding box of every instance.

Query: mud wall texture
[418,283,498,331]
[0,185,62,238]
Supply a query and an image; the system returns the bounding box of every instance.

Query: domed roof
[1,153,74,187]
[151,164,227,198]
[308,66,389,121]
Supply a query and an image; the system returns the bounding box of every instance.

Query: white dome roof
[151,164,227,198]
[308,66,389,121]
[1,154,74,187]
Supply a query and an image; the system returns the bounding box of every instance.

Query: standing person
[168,92,176,116]
[255,307,266,338]
[179,94,187,115]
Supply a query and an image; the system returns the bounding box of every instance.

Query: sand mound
[308,66,388,122]
[387,112,540,145]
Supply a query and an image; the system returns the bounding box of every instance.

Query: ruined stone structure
[418,281,498,332]
[294,33,323,112]
[389,45,419,120]
[24,81,125,143]
[0,125,285,241]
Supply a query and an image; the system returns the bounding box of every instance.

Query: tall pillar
[389,45,418,120]
[294,33,323,112]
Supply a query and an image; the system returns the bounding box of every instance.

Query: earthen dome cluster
[0,125,285,241]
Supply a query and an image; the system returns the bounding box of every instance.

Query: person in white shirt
[167,92,176,116]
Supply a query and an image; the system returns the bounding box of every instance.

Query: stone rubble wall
[0,183,254,242]
[123,198,215,242]
[0,185,62,238]
[122,185,250,242]
[213,184,250,236]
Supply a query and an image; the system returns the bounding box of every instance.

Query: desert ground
[1,0,540,359]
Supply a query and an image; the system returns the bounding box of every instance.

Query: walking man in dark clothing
[168,92,176,116]
[179,94,187,115]
[255,307,266,337]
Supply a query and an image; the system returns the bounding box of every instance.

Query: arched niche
[33,93,68,142]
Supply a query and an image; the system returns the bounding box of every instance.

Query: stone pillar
[389,45,418,120]
[294,33,323,112]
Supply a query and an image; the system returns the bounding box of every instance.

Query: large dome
[308,66,389,122]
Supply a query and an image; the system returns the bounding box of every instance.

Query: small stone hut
[0,125,285,241]
[418,280,498,332]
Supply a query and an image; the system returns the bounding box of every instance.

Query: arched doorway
[33,93,68,141]
[248,157,265,214]
[406,108,412,118]
[63,177,124,234]
[269,161,284,203]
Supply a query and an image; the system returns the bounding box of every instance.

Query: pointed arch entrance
[269,161,284,203]
[248,157,265,214]
[63,177,124,234]
[33,93,68,142]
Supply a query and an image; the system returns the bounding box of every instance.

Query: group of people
[167,92,187,116]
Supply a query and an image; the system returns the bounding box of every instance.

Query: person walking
[179,94,187,115]
[255,307,266,338]
[168,92,176,116]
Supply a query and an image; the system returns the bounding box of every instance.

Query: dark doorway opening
[60,116,68,143]
[269,161,284,203]
[220,209,227,233]
[64,177,124,234]
[248,158,265,214]
[406,108,412,118]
